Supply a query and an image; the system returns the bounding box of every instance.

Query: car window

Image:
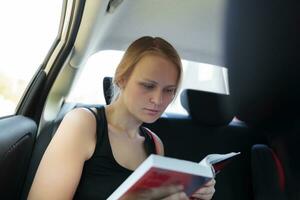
[67,50,228,115]
[0,1,62,117]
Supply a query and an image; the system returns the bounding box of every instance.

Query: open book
[107,152,240,200]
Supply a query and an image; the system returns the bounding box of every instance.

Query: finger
[203,179,216,187]
[162,191,189,200]
[194,184,215,195]
[195,185,215,194]
[149,185,184,199]
[192,187,215,200]
[191,192,214,200]
[122,185,184,200]
[193,179,216,196]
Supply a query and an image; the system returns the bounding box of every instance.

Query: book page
[199,152,240,165]
[198,152,241,176]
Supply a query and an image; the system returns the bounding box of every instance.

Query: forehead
[131,54,179,85]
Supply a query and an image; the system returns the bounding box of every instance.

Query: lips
[144,108,160,115]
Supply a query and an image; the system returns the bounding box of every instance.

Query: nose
[150,90,163,105]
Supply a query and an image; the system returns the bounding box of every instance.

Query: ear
[117,78,127,89]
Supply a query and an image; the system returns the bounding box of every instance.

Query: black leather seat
[251,144,286,200]
[146,88,266,200]
[0,116,37,199]
[103,76,113,105]
[180,89,233,126]
[225,0,300,199]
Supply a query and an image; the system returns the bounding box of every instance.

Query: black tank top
[74,106,157,200]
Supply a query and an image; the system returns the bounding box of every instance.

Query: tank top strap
[83,106,157,156]
[82,106,106,147]
[94,106,107,146]
[140,126,158,155]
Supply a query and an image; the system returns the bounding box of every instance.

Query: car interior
[0,0,299,200]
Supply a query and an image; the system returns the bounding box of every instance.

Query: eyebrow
[142,79,177,88]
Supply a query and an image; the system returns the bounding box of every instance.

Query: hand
[121,185,189,200]
[190,179,216,200]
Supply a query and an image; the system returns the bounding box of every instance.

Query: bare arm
[28,108,97,200]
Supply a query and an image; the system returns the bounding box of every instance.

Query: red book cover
[123,167,211,197]
[108,152,240,200]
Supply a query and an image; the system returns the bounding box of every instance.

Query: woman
[28,36,215,200]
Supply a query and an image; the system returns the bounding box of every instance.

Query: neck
[106,99,142,138]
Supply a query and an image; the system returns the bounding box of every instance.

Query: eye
[164,88,176,94]
[140,82,155,90]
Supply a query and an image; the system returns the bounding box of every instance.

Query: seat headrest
[103,76,113,105]
[180,89,234,126]
[225,0,300,126]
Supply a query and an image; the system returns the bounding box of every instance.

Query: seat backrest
[146,88,267,200]
[251,144,286,200]
[103,76,113,105]
[225,0,300,199]
[0,116,37,199]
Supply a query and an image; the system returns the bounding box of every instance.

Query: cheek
[162,94,175,106]
[134,87,148,98]
[125,85,147,102]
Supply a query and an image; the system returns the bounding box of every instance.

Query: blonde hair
[112,36,182,101]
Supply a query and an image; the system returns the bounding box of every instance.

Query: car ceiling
[70,0,226,68]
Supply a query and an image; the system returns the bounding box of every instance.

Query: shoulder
[58,107,98,159]
[28,107,99,199]
[143,127,164,156]
[62,107,98,137]
[64,107,97,122]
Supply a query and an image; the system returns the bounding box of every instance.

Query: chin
[143,118,158,124]
[141,115,161,124]
[134,109,163,124]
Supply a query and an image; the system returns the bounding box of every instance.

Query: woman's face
[120,54,179,123]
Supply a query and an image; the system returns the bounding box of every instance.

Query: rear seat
[146,88,267,200]
[22,80,267,200]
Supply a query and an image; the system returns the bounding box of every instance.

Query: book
[107,152,240,200]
